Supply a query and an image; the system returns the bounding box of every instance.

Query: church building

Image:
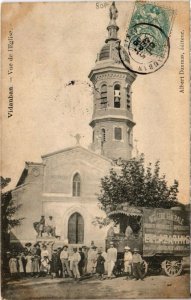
[11,3,137,248]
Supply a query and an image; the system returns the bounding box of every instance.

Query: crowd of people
[7,241,144,282]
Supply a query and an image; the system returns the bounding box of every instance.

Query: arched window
[68,212,84,244]
[101,128,106,142]
[73,173,80,197]
[114,84,121,108]
[100,84,107,108]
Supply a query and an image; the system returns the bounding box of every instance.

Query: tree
[1,176,23,276]
[97,155,181,220]
[1,177,23,233]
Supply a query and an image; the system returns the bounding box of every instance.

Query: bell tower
[89,2,137,160]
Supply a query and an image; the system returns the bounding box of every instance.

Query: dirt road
[2,273,190,299]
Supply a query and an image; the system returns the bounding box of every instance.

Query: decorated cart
[105,204,190,277]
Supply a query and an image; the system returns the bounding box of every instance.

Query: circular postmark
[118,23,170,75]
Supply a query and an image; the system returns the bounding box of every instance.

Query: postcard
[1,1,190,299]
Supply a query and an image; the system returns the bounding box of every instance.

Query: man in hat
[78,248,85,276]
[87,245,97,274]
[51,248,61,279]
[35,243,41,260]
[82,246,88,274]
[23,242,32,276]
[132,248,144,280]
[124,246,133,279]
[31,243,41,277]
[60,245,72,278]
[71,247,81,281]
[21,250,28,276]
[107,241,117,279]
[56,247,63,277]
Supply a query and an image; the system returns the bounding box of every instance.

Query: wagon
[105,204,190,277]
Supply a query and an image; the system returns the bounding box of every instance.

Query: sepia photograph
[1,1,190,299]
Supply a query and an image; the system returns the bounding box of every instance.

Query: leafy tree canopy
[1,176,23,232]
[98,155,181,217]
[1,177,24,277]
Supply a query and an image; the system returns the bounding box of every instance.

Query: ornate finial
[109,2,118,21]
[74,133,81,145]
[106,1,119,43]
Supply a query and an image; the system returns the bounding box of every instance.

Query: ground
[2,272,190,300]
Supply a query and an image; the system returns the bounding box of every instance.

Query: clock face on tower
[31,167,40,177]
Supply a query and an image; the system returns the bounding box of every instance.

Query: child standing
[96,250,105,280]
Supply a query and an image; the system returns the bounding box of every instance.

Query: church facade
[11,3,137,248]
[12,146,111,248]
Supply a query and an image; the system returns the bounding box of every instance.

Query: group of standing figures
[8,241,144,281]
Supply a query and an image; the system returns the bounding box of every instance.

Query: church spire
[105,2,119,43]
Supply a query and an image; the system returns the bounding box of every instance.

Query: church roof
[98,42,130,65]
[41,144,112,163]
[16,168,28,187]
[14,145,112,189]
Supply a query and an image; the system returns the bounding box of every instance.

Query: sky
[2,1,190,203]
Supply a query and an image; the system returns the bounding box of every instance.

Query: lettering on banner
[144,233,190,245]
[148,212,184,225]
[144,245,174,251]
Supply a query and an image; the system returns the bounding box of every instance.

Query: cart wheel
[161,259,183,277]
[141,260,148,276]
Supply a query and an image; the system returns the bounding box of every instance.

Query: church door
[68,212,84,244]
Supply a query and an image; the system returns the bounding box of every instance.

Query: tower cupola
[89,2,137,160]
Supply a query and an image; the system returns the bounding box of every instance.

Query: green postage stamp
[121,1,175,74]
